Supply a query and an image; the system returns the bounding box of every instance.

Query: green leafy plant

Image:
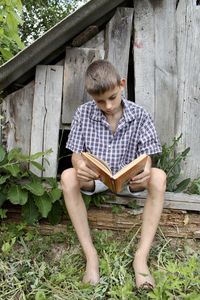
[1,236,16,255]
[148,256,200,299]
[154,134,191,192]
[0,0,24,64]
[82,192,107,209]
[20,0,89,45]
[186,177,200,195]
[0,225,199,300]
[0,145,63,224]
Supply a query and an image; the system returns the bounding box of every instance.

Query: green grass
[0,223,200,300]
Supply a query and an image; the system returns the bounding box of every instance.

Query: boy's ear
[120,79,126,90]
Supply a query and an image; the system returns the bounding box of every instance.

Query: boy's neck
[105,105,123,134]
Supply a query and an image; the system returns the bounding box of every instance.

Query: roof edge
[0,0,125,91]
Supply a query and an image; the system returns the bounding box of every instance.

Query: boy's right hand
[72,153,99,182]
[76,160,99,182]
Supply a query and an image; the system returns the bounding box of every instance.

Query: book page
[113,154,148,179]
[112,154,148,193]
[81,152,112,176]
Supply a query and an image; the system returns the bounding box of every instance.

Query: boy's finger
[131,171,150,181]
[131,173,144,181]
[78,168,99,180]
[85,166,99,178]
[130,175,150,184]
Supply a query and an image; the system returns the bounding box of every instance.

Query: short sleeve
[137,112,162,156]
[66,108,85,153]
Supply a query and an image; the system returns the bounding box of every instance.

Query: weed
[0,146,63,224]
[0,224,199,299]
[153,134,191,192]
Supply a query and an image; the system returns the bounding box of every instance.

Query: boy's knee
[149,168,166,193]
[60,168,78,191]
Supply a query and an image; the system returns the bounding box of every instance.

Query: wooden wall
[134,0,200,179]
[1,0,200,180]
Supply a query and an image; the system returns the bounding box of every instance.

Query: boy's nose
[105,101,112,109]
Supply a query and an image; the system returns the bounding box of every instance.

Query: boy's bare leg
[132,168,166,288]
[61,168,100,285]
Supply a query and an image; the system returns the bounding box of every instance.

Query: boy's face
[91,79,125,116]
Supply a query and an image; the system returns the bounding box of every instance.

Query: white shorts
[81,180,143,196]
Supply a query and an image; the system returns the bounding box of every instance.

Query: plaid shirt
[66,98,162,174]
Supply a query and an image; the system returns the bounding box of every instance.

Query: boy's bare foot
[133,251,155,289]
[82,256,100,285]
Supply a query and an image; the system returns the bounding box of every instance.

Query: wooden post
[30,65,63,177]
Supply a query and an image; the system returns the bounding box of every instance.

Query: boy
[61,60,166,289]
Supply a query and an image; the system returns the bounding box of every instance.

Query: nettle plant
[0,146,63,224]
[153,134,191,192]
[154,134,200,194]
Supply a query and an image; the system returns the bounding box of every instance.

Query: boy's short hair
[85,60,121,95]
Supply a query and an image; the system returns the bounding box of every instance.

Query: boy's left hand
[130,156,151,184]
[129,169,150,184]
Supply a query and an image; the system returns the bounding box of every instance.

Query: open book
[81,152,148,193]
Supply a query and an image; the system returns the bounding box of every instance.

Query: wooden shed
[0,0,200,213]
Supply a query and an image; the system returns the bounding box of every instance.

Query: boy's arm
[72,153,99,182]
[130,155,151,184]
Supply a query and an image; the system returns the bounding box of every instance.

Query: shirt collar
[90,100,106,121]
[121,97,136,122]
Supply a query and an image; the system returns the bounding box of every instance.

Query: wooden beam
[71,26,99,47]
[103,191,200,211]
[87,206,200,239]
[3,205,200,238]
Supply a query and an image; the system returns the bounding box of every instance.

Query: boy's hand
[130,155,151,184]
[72,153,99,182]
[129,169,150,184]
[76,159,99,182]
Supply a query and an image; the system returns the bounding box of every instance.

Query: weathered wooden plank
[30,65,63,177]
[83,30,105,50]
[62,48,104,124]
[154,0,177,145]
[134,1,177,144]
[2,81,34,154]
[3,205,200,238]
[103,191,200,212]
[30,66,46,175]
[105,7,133,95]
[57,181,200,212]
[176,0,200,179]
[87,207,200,238]
[72,26,99,47]
[133,0,155,117]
